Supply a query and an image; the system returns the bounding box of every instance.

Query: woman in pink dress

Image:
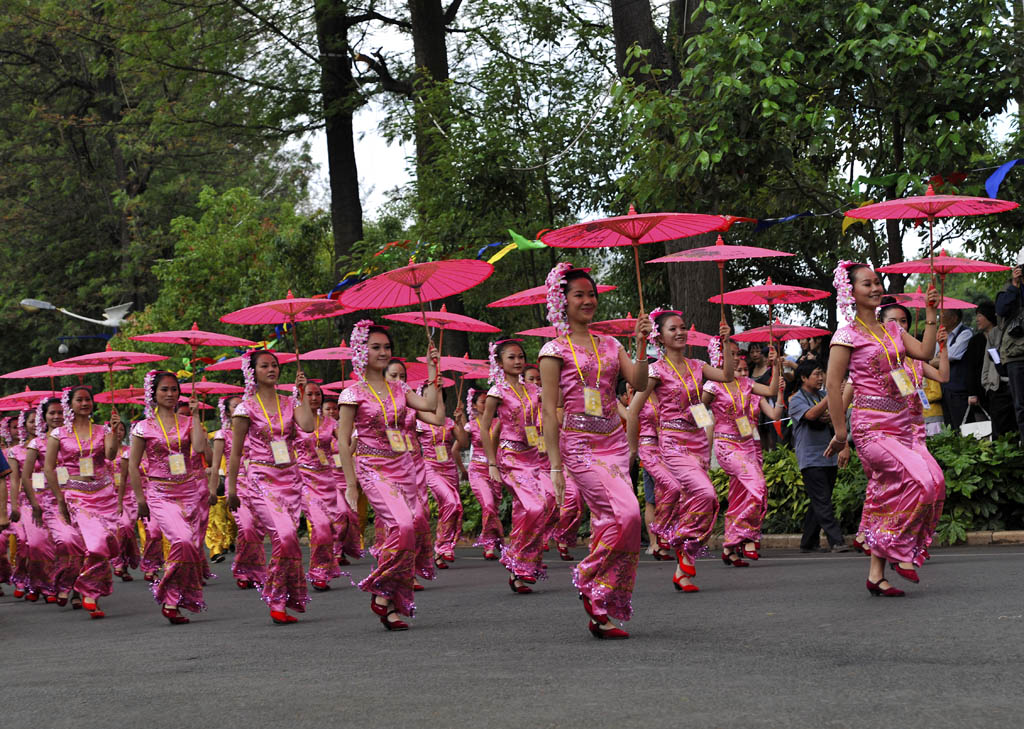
[337,321,439,631]
[226,351,315,624]
[418,395,467,566]
[128,370,213,624]
[524,364,559,552]
[211,396,265,589]
[385,358,437,585]
[294,380,345,591]
[481,339,550,593]
[629,310,734,592]
[539,263,652,639]
[626,391,673,559]
[462,388,503,560]
[113,444,140,581]
[43,386,125,618]
[825,263,943,596]
[702,350,781,566]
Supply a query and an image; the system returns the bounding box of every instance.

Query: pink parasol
[459,367,492,380]
[52,345,168,411]
[845,184,1018,284]
[890,288,975,311]
[382,303,499,333]
[301,346,354,361]
[877,249,1011,311]
[130,322,256,350]
[409,376,456,390]
[541,205,755,311]
[179,377,246,395]
[710,278,830,344]
[415,355,488,373]
[94,387,147,405]
[732,321,831,343]
[489,283,617,308]
[516,326,560,338]
[205,351,298,371]
[322,380,359,391]
[648,234,794,324]
[684,326,715,348]
[178,397,213,411]
[220,291,351,364]
[0,389,54,411]
[1,358,133,397]
[591,315,639,338]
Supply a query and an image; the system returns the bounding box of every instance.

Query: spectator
[975,301,1018,437]
[996,264,1024,444]
[747,344,779,449]
[788,360,847,553]
[940,308,973,429]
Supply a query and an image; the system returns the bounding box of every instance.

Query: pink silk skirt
[404,452,435,580]
[112,486,140,572]
[714,435,768,548]
[657,428,719,554]
[243,463,309,612]
[232,470,267,584]
[497,443,548,581]
[467,460,503,549]
[299,465,344,583]
[62,477,120,599]
[638,439,676,546]
[355,450,417,617]
[145,477,206,612]
[561,427,640,622]
[424,457,463,557]
[553,472,583,547]
[333,473,364,561]
[39,489,84,594]
[18,493,58,595]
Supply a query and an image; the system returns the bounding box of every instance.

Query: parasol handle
[414,287,440,386]
[718,261,726,325]
[438,328,444,359]
[107,363,117,418]
[455,374,464,405]
[938,275,946,351]
[289,317,304,401]
[631,241,646,315]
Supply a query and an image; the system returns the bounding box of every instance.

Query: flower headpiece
[240,351,258,396]
[143,369,159,420]
[707,335,723,368]
[466,387,476,416]
[545,262,574,337]
[833,260,862,324]
[60,386,75,426]
[218,396,233,434]
[0,416,11,445]
[35,398,49,437]
[350,319,376,381]
[647,306,679,357]
[17,408,30,445]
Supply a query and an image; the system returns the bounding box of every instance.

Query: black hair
[795,359,824,384]
[563,268,598,298]
[67,385,93,402]
[495,340,525,360]
[367,325,394,349]
[615,377,628,398]
[42,397,61,415]
[248,349,280,369]
[654,310,683,335]
[944,308,963,323]
[846,263,871,286]
[977,300,996,324]
[150,370,180,400]
[877,296,911,325]
[523,363,540,375]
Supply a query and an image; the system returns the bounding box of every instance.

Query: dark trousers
[985,383,1019,440]
[800,466,843,550]
[1007,361,1024,446]
[943,389,970,430]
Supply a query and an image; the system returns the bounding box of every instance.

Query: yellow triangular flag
[486,243,518,265]
[842,200,874,235]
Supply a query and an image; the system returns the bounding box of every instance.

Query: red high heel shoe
[236,578,252,590]
[56,593,69,607]
[721,550,749,568]
[434,556,449,570]
[143,572,156,583]
[482,547,497,560]
[866,577,904,597]
[588,620,629,639]
[338,556,351,566]
[13,588,25,599]
[162,605,190,625]
[45,595,58,604]
[672,573,700,593]
[413,582,425,591]
[270,610,298,624]
[25,590,39,602]
[311,579,331,592]
[120,572,134,582]
[70,594,83,610]
[82,597,104,619]
[370,596,390,617]
[441,552,455,562]
[851,539,871,556]
[381,610,409,631]
[557,544,573,561]
[889,562,919,583]
[741,542,760,561]
[675,550,696,577]
[508,576,532,594]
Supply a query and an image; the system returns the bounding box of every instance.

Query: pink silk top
[638,399,659,439]
[417,416,454,460]
[465,417,492,464]
[49,423,111,479]
[538,334,623,422]
[339,380,411,453]
[704,378,759,437]
[832,321,914,438]
[293,413,338,470]
[8,443,27,470]
[649,357,706,427]
[25,437,45,472]
[130,415,193,481]
[233,393,298,465]
[486,381,540,444]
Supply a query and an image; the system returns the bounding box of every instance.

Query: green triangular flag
[508,228,547,250]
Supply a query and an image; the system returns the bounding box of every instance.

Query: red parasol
[541,205,754,311]
[178,397,213,411]
[416,355,487,373]
[890,288,975,311]
[710,278,830,345]
[648,234,793,324]
[301,346,354,361]
[591,315,639,338]
[94,387,147,405]
[52,345,168,411]
[877,249,1010,311]
[131,322,256,350]
[459,367,492,380]
[205,350,298,371]
[179,377,246,396]
[732,321,831,343]
[382,303,499,334]
[845,184,1017,285]
[684,326,715,348]
[322,380,359,391]
[0,389,54,411]
[488,283,617,308]
[220,291,351,364]
[516,326,560,338]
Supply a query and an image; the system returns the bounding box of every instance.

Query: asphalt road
[3,545,1022,728]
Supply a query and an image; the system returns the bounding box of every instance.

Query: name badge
[332,453,342,468]
[736,415,753,437]
[916,388,930,409]
[890,369,915,397]
[405,434,415,452]
[271,440,291,465]
[386,429,407,452]
[113,471,122,487]
[537,436,547,454]
[583,387,602,416]
[435,444,448,462]
[32,472,46,490]
[524,425,539,447]
[752,426,761,442]
[168,453,187,475]
[316,448,328,466]
[690,403,713,429]
[79,457,94,478]
[56,466,70,485]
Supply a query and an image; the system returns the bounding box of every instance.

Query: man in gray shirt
[789,360,848,552]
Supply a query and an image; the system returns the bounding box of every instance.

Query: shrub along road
[3,545,1022,728]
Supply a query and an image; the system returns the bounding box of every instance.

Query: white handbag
[959,403,993,441]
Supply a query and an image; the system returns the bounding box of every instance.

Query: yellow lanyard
[155,410,182,454]
[663,355,701,405]
[856,317,902,369]
[905,359,922,387]
[430,422,446,449]
[72,422,93,458]
[314,414,322,443]
[507,382,535,427]
[722,380,748,417]
[255,392,285,437]
[366,381,398,428]
[648,394,659,432]
[566,332,602,388]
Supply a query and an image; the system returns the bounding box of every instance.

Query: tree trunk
[610,0,670,80]
[663,233,729,345]
[315,0,365,280]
